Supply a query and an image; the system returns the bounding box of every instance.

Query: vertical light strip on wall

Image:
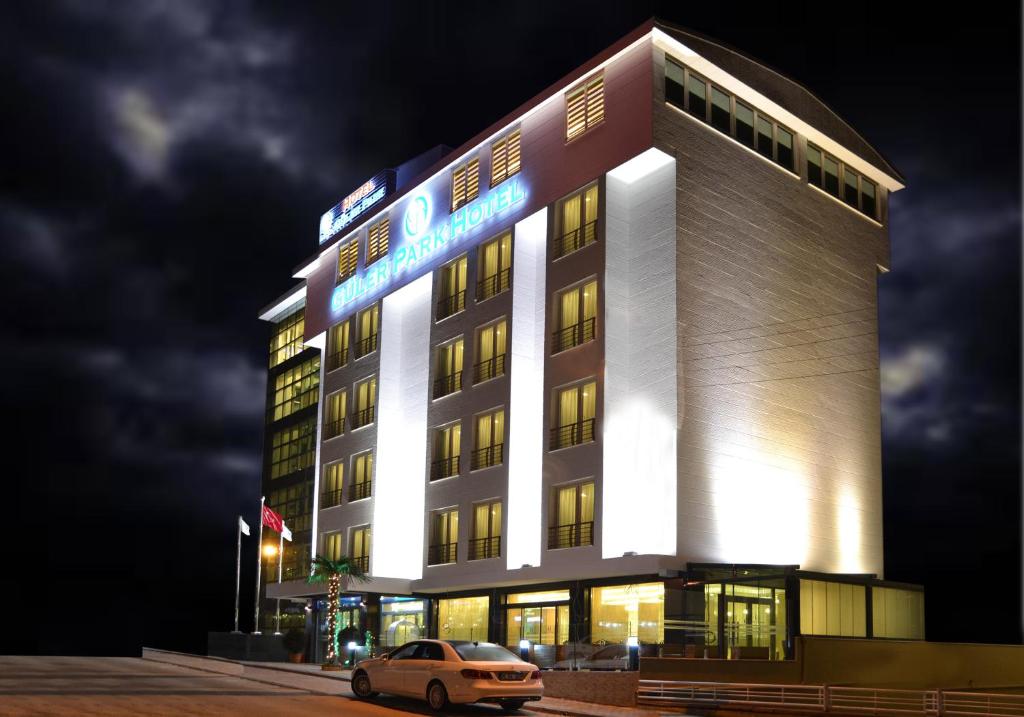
[371,273,433,579]
[603,148,678,558]
[506,207,548,570]
[304,329,327,564]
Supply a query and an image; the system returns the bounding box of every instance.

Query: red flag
[262,504,284,533]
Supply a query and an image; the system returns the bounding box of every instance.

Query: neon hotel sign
[319,170,395,244]
[331,177,527,313]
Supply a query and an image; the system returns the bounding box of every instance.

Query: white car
[351,639,543,712]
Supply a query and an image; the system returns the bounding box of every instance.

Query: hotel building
[257,19,924,663]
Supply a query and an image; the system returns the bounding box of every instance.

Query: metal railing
[469,535,500,560]
[547,521,593,549]
[470,443,504,470]
[323,416,346,440]
[427,542,457,565]
[348,481,371,501]
[351,406,375,429]
[354,333,377,359]
[430,455,460,481]
[553,220,597,259]
[350,555,369,573]
[549,418,595,450]
[476,268,511,301]
[636,682,1024,717]
[320,488,344,509]
[552,317,595,353]
[436,290,466,320]
[326,348,347,372]
[473,354,506,383]
[432,371,463,399]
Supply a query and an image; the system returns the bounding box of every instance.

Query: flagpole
[233,516,243,633]
[274,526,284,635]
[253,496,265,635]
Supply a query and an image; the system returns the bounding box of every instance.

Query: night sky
[1,1,1019,655]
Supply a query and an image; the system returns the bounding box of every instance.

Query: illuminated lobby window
[707,582,788,660]
[270,418,316,479]
[490,128,521,187]
[438,596,489,641]
[349,525,371,573]
[506,590,570,666]
[432,338,464,399]
[553,184,598,259]
[552,279,597,353]
[566,73,604,140]
[350,451,373,501]
[451,156,480,211]
[548,481,594,549]
[322,531,343,561]
[337,239,358,283]
[269,308,305,368]
[470,500,501,560]
[271,355,319,421]
[437,255,467,320]
[354,304,379,358]
[477,231,512,301]
[551,380,596,450]
[591,582,665,646]
[474,319,507,384]
[323,389,347,440]
[799,579,866,637]
[471,408,505,470]
[872,586,925,639]
[366,216,389,265]
[428,508,458,565]
[326,319,350,371]
[380,597,424,648]
[352,375,376,429]
[430,422,461,481]
[321,460,344,508]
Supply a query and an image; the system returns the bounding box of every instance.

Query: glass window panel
[735,101,754,146]
[591,583,665,645]
[757,117,774,159]
[507,590,570,605]
[687,74,707,120]
[861,178,877,218]
[824,156,840,196]
[665,59,685,108]
[776,127,794,171]
[711,87,731,133]
[438,596,489,642]
[807,145,823,186]
[844,168,860,207]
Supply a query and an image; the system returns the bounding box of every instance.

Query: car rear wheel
[501,699,527,712]
[351,671,377,699]
[426,680,449,711]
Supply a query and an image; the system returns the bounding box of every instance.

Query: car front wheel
[426,680,449,712]
[351,671,377,699]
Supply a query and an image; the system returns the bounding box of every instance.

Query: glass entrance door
[505,604,569,668]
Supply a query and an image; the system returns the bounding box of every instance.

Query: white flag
[281,523,292,541]
[239,516,250,536]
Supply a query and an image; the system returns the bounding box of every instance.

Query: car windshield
[450,642,521,662]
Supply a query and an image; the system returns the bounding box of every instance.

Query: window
[350,525,371,573]
[591,583,665,646]
[735,100,754,146]
[806,144,879,220]
[872,586,925,639]
[490,129,521,186]
[271,355,319,421]
[474,319,507,383]
[267,483,313,580]
[799,579,867,637]
[844,167,860,208]
[431,422,461,481]
[551,380,596,450]
[471,408,505,470]
[807,145,823,186]
[554,185,598,259]
[323,531,343,561]
[433,338,464,399]
[823,154,840,196]
[437,596,489,642]
[437,256,467,320]
[337,240,359,283]
[270,418,316,479]
[553,280,597,353]
[352,376,376,429]
[321,461,344,508]
[327,319,350,371]
[323,389,347,440]
[757,116,774,159]
[355,304,378,358]
[269,308,305,368]
[451,157,480,212]
[776,126,794,171]
[665,59,685,108]
[428,509,458,565]
[711,86,731,133]
[861,178,877,218]
[476,232,512,301]
[367,216,389,265]
[687,72,707,120]
[470,500,501,560]
[566,73,604,140]
[350,451,373,501]
[549,481,594,549]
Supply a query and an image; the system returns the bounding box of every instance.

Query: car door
[376,642,419,693]
[402,641,444,697]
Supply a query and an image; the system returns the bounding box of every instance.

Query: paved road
[0,656,537,716]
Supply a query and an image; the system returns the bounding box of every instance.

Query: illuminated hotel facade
[258,20,924,663]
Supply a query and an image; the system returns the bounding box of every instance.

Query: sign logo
[318,170,396,244]
[403,195,431,239]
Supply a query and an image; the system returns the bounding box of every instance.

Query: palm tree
[308,554,369,665]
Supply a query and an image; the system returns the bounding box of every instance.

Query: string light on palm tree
[307,554,369,666]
